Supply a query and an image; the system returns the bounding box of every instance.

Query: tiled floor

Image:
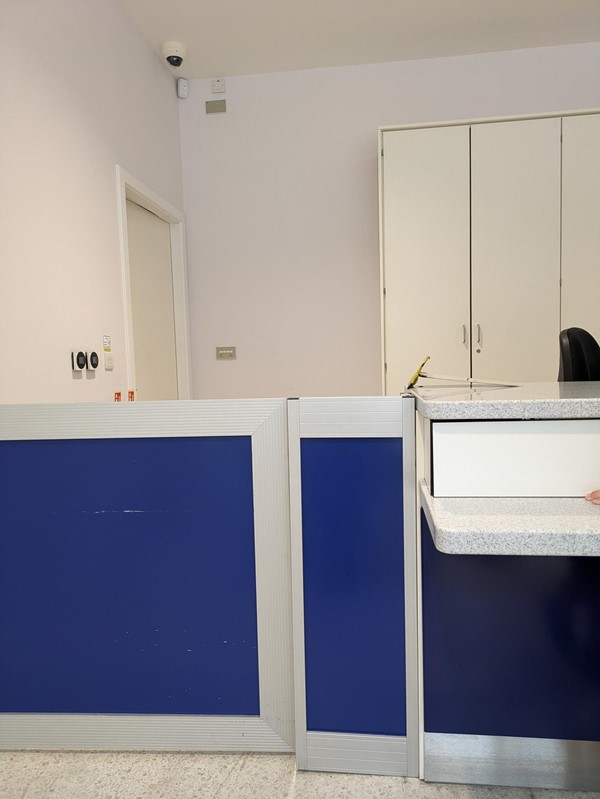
[1,752,599,799]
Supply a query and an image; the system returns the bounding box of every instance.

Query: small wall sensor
[177,78,189,99]
[71,351,87,371]
[86,351,99,371]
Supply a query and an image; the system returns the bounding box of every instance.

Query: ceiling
[120,0,600,80]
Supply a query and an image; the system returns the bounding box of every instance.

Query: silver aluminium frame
[288,396,419,776]
[0,400,294,752]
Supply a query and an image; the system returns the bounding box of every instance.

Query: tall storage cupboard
[470,118,561,382]
[381,115,568,392]
[561,113,600,346]
[380,125,471,395]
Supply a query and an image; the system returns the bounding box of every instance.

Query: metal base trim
[306,732,407,776]
[424,732,600,790]
[0,714,292,752]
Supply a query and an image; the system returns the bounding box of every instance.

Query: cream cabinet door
[382,126,471,394]
[561,113,600,346]
[470,118,561,383]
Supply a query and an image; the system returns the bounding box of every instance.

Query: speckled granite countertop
[411,381,600,420]
[420,481,600,556]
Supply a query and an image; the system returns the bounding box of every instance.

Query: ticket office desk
[0,396,419,776]
[413,382,600,791]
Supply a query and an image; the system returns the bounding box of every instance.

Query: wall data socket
[216,346,236,360]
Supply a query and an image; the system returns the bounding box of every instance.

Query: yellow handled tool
[406,355,430,389]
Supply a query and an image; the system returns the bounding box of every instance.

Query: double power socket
[71,350,99,372]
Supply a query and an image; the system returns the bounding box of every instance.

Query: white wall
[0,0,184,403]
[180,42,600,400]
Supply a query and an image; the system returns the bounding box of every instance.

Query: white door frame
[116,165,192,399]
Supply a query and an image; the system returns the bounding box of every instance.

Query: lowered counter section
[412,381,600,790]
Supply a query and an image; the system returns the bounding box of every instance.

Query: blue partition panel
[422,513,600,741]
[301,438,406,736]
[0,436,259,716]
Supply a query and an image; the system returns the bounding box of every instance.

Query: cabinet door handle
[462,324,468,346]
[476,324,483,350]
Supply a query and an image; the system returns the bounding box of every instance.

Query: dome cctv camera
[161,41,187,68]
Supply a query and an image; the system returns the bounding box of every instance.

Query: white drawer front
[432,419,600,497]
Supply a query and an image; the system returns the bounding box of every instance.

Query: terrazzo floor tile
[0,752,598,799]
[533,792,600,799]
[196,753,295,799]
[0,751,194,799]
[289,769,405,799]
[404,779,533,799]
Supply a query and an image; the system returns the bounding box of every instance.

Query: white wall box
[380,111,599,393]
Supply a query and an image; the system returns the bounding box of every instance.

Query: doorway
[116,167,191,400]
